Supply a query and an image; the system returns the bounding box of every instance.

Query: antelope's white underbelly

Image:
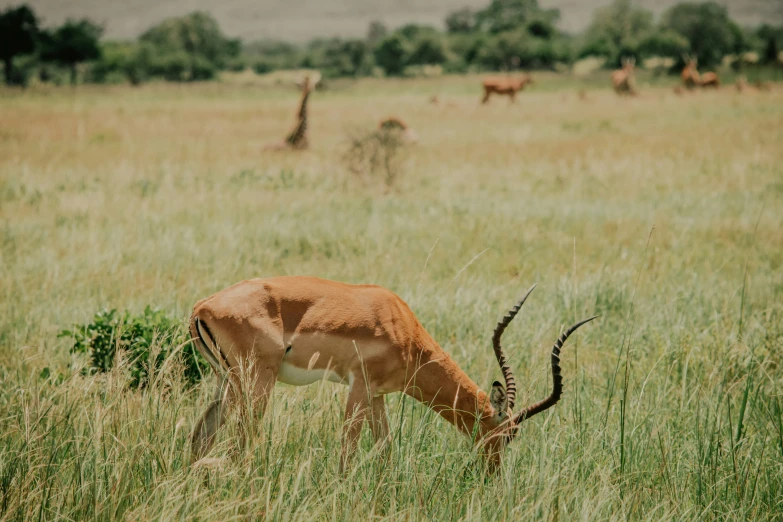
[277,361,345,386]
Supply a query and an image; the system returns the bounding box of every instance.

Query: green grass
[1,75,782,520]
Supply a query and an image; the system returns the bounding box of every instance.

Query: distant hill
[3,0,782,42]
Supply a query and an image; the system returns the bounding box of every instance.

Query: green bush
[87,42,137,84]
[252,59,273,74]
[4,55,36,86]
[225,56,247,72]
[189,54,217,80]
[149,50,190,81]
[374,34,411,76]
[59,306,207,388]
[243,39,302,73]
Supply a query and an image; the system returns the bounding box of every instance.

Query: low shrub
[59,306,207,388]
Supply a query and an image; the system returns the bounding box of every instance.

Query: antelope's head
[479,285,597,457]
[516,74,534,89]
[295,72,322,94]
[682,54,698,73]
[621,56,636,73]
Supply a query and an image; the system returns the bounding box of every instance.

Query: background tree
[0,4,40,85]
[139,11,240,80]
[303,38,369,77]
[474,0,558,35]
[443,0,568,71]
[244,39,302,74]
[579,0,653,66]
[661,2,743,68]
[407,32,447,66]
[391,25,447,68]
[373,34,411,76]
[86,41,137,84]
[40,19,102,85]
[637,29,690,61]
[445,8,475,34]
[755,24,783,64]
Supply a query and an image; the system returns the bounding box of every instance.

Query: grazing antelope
[264,73,319,151]
[189,277,596,472]
[379,117,418,144]
[681,55,720,89]
[699,71,720,88]
[611,57,637,96]
[481,74,534,104]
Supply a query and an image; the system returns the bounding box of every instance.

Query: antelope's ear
[490,381,506,415]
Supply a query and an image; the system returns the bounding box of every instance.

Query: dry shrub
[342,126,409,191]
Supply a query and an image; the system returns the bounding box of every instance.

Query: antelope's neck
[298,89,310,119]
[404,332,500,440]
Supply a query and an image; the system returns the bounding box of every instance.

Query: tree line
[1,0,782,86]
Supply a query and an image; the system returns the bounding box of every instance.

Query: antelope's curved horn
[511,315,598,427]
[492,284,536,413]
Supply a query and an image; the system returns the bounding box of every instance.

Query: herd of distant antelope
[613,54,774,97]
[265,57,773,152]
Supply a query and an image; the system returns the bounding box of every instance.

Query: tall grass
[1,77,782,520]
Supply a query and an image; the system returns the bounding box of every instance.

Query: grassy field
[1,74,782,520]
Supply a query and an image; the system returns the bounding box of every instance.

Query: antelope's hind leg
[191,375,234,463]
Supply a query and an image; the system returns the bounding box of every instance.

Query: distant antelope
[189,276,597,472]
[611,57,637,96]
[481,74,534,104]
[681,56,700,90]
[699,71,720,88]
[264,73,320,151]
[379,117,418,144]
[681,55,719,89]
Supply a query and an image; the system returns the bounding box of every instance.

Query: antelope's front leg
[369,394,391,464]
[236,357,283,455]
[340,376,372,473]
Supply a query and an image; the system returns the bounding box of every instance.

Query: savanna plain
[1,74,782,521]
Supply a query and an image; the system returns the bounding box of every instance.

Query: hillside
[2,0,781,42]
